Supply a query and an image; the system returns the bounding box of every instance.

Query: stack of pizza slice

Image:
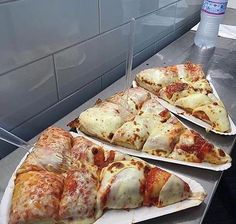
[135,62,230,133]
[69,87,231,165]
[9,127,195,224]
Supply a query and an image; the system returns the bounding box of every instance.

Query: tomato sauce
[165,83,188,99]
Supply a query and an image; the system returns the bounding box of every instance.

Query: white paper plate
[132,79,236,136]
[75,131,231,171]
[0,136,206,224]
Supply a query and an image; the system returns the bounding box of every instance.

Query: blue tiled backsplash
[0,0,202,158]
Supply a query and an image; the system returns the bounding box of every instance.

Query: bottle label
[202,0,228,15]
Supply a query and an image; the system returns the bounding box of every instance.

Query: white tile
[0,0,99,74]
[100,0,158,32]
[0,56,58,130]
[175,0,202,28]
[54,25,129,99]
[134,4,176,53]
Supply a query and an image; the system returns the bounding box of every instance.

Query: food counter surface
[1,28,236,223]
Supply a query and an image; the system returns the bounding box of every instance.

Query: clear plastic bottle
[194,0,228,48]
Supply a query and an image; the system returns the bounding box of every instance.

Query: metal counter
[1,31,236,224]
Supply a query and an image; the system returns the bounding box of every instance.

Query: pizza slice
[192,102,230,132]
[96,160,148,219]
[158,82,196,104]
[169,129,231,164]
[69,100,132,142]
[106,87,151,115]
[143,117,186,157]
[70,136,131,169]
[135,67,179,94]
[111,98,170,150]
[143,167,191,207]
[17,127,73,174]
[111,119,150,150]
[174,93,213,113]
[96,159,192,219]
[59,165,99,224]
[9,171,64,224]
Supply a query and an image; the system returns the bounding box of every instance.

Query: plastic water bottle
[194,0,228,48]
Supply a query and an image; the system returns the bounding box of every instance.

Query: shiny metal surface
[1,24,236,224]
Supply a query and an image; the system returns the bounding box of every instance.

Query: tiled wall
[0,0,203,158]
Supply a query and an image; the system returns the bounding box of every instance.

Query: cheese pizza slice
[59,165,99,224]
[96,160,148,218]
[111,119,150,150]
[111,98,170,150]
[143,167,191,207]
[174,93,213,113]
[106,87,151,115]
[96,160,192,218]
[158,82,196,104]
[143,117,186,157]
[9,171,64,224]
[135,67,179,94]
[17,127,73,174]
[169,129,231,164]
[70,136,131,169]
[193,102,230,132]
[70,101,131,142]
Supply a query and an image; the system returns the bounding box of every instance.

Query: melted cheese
[191,79,212,94]
[158,174,189,207]
[204,147,232,164]
[168,148,201,163]
[175,93,212,112]
[143,119,185,157]
[177,63,204,82]
[59,168,98,223]
[136,68,178,94]
[159,84,196,104]
[107,87,150,114]
[112,120,149,150]
[193,103,230,132]
[18,127,73,174]
[96,161,146,218]
[79,102,127,142]
[9,171,63,224]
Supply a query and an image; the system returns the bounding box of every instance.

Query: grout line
[0,54,52,77]
[98,0,101,33]
[52,54,60,101]
[0,0,19,5]
[174,2,178,31]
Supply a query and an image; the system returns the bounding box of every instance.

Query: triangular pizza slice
[135,62,230,133]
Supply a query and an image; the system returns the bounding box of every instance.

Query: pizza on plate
[135,62,230,133]
[9,127,197,224]
[69,88,231,165]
